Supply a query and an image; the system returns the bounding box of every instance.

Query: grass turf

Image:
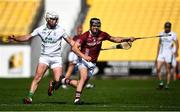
[0,76,180,111]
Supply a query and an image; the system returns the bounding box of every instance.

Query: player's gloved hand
[8,35,15,42]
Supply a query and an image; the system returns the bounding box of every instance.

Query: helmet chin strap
[46,19,58,29]
[47,23,56,29]
[165,30,171,33]
[90,29,100,36]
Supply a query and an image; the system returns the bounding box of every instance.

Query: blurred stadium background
[0,0,180,78]
[0,0,180,111]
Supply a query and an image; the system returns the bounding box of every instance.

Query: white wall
[0,45,31,78]
[45,0,82,63]
[45,0,81,34]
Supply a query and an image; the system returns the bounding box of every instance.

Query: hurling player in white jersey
[8,11,91,104]
[156,22,179,89]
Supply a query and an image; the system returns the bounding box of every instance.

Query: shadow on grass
[74,101,111,106]
[41,101,67,104]
[41,101,110,105]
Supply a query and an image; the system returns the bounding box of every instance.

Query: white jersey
[31,25,68,57]
[157,31,177,63]
[159,31,177,54]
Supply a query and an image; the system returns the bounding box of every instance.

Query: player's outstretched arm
[64,36,75,47]
[8,34,32,42]
[109,36,135,43]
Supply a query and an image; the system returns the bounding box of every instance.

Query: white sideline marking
[0,104,180,109]
[95,104,180,109]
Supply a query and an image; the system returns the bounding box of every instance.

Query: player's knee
[157,68,161,73]
[166,70,171,74]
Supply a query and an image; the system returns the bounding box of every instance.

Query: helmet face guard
[90,18,101,27]
[45,11,59,28]
[90,18,101,36]
[164,21,171,33]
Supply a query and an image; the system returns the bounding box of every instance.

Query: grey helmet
[45,11,59,20]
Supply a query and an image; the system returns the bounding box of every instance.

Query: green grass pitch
[0,76,180,111]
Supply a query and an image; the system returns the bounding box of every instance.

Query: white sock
[61,78,66,84]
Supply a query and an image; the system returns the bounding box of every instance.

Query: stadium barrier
[0,45,31,78]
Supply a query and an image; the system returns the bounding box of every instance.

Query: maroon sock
[64,78,71,85]
[75,91,81,100]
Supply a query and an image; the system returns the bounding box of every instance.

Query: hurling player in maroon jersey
[73,18,135,104]
[62,25,95,89]
[60,18,135,104]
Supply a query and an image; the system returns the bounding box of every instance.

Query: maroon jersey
[77,30,111,63]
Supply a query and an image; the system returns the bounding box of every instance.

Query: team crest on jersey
[42,28,49,33]
[87,36,102,46]
[87,38,96,46]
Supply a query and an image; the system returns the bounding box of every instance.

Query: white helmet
[45,11,59,20]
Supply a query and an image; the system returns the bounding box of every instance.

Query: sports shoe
[48,80,54,96]
[23,97,32,104]
[157,85,164,90]
[165,85,169,90]
[157,81,164,90]
[85,83,95,89]
[74,99,84,105]
[61,84,68,89]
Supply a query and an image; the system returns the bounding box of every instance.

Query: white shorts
[77,58,96,77]
[68,51,78,64]
[39,55,62,69]
[157,51,173,63]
